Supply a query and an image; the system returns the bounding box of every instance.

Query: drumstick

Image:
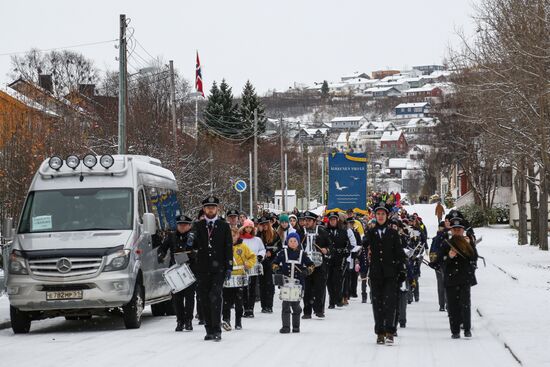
[315,244,326,253]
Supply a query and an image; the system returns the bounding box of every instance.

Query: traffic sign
[234,180,247,193]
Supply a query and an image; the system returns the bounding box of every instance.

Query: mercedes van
[4,154,181,333]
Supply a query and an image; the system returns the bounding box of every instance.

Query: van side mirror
[1,218,13,244]
[142,213,157,234]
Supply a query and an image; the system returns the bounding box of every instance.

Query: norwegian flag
[195,51,204,97]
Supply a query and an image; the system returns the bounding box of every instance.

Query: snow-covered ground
[0,204,546,367]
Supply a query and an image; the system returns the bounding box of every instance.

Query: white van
[4,154,181,333]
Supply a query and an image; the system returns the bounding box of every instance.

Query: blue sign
[234,180,247,193]
[327,152,367,214]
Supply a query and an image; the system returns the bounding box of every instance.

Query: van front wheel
[10,306,31,334]
[123,280,144,329]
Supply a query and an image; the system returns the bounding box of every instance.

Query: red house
[380,130,408,153]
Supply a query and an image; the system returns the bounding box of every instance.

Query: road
[0,204,523,367]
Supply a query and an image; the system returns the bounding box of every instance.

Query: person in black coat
[362,206,406,345]
[429,221,448,311]
[326,212,353,309]
[441,218,478,339]
[191,196,233,342]
[301,211,333,319]
[158,215,196,332]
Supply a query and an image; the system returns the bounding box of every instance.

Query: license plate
[46,290,83,300]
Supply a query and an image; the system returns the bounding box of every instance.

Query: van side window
[137,189,146,224]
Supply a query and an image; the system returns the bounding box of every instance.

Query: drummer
[272,232,314,333]
[158,215,196,332]
[222,228,257,331]
[239,219,266,318]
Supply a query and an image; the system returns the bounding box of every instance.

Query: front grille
[28,257,104,278]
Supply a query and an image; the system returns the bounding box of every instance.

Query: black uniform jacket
[441,238,478,287]
[362,224,406,280]
[192,218,233,274]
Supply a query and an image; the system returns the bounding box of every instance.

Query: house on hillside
[294,128,329,147]
[341,72,371,81]
[380,130,408,153]
[372,70,400,79]
[364,86,401,98]
[394,102,430,119]
[412,65,446,75]
[401,118,436,135]
[402,84,443,99]
[358,121,398,139]
[330,116,367,130]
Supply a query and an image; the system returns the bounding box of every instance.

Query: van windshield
[19,188,133,233]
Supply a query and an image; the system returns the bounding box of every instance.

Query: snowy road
[0,272,519,367]
[0,204,532,367]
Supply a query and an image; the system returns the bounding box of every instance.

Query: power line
[0,39,118,57]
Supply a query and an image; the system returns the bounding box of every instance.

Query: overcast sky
[0,0,478,95]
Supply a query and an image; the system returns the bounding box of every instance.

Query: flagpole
[195,98,198,139]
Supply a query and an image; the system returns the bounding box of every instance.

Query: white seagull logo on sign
[335,181,348,191]
[351,176,359,181]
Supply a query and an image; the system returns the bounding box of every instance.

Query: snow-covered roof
[331,116,365,123]
[389,158,420,170]
[395,102,429,109]
[406,118,435,127]
[9,78,89,115]
[359,121,395,132]
[344,78,377,85]
[302,128,328,136]
[364,86,400,93]
[0,86,59,117]
[381,130,403,142]
[403,84,441,94]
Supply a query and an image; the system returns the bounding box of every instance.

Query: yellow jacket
[231,241,257,276]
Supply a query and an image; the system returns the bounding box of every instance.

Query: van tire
[151,302,166,317]
[123,280,145,329]
[10,306,31,334]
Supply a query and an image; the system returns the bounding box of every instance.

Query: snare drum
[246,262,264,277]
[223,274,249,288]
[163,263,196,293]
[310,251,323,267]
[279,283,303,302]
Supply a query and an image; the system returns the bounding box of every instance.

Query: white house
[357,121,398,138]
[330,116,367,130]
[274,190,297,211]
[364,86,402,98]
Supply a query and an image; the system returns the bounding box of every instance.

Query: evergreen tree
[321,80,330,99]
[238,80,266,136]
[203,79,239,138]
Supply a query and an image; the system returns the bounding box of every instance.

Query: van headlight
[9,250,28,275]
[103,249,130,272]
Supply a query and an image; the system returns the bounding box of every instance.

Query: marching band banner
[327,152,368,214]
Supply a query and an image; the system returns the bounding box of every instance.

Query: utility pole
[249,151,253,216]
[253,110,258,216]
[284,153,288,211]
[307,155,311,209]
[321,154,325,205]
[280,117,285,211]
[169,60,177,149]
[117,14,127,155]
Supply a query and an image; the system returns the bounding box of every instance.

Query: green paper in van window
[32,215,52,231]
